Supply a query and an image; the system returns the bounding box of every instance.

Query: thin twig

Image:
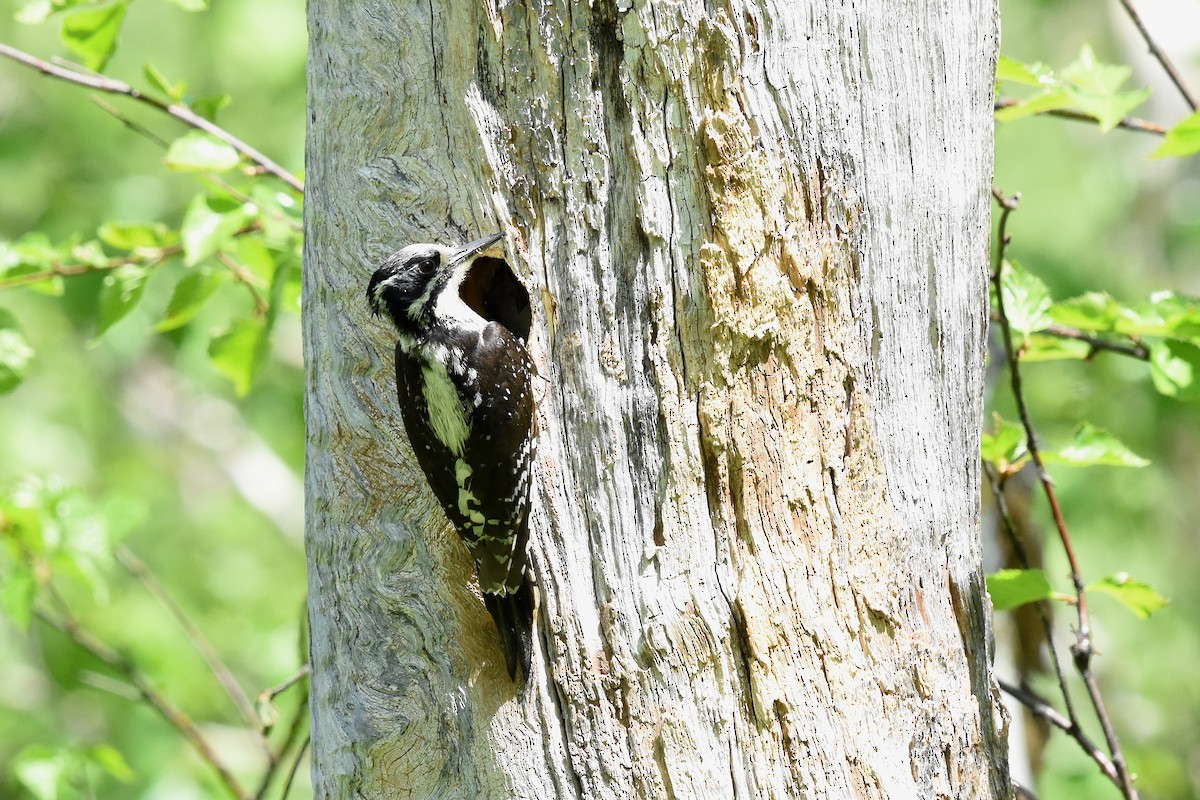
[254,677,309,800]
[983,462,1080,724]
[35,607,252,800]
[998,678,1119,784]
[1042,325,1150,361]
[0,223,262,292]
[991,189,1139,799]
[216,251,270,315]
[1114,0,1199,112]
[0,247,178,290]
[116,546,262,732]
[89,97,303,232]
[0,43,303,194]
[258,665,311,708]
[280,735,310,800]
[995,98,1167,135]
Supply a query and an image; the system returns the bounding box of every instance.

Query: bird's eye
[418,255,438,273]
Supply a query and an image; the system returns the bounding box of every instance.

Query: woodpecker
[367,232,536,679]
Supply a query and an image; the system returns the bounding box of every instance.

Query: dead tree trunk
[304,0,1008,797]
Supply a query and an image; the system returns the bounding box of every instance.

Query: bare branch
[995,98,1167,135]
[1113,0,1199,112]
[116,546,263,733]
[1042,325,1150,361]
[991,189,1140,799]
[35,606,252,800]
[998,678,1120,784]
[0,43,304,194]
[983,462,1081,725]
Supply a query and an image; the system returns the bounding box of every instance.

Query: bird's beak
[450,232,504,264]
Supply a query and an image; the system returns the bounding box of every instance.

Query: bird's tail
[483,581,534,680]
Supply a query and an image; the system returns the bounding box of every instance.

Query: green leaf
[142,63,186,102]
[1152,109,1200,158]
[981,416,1027,467]
[16,0,55,24]
[1061,44,1151,132]
[96,264,148,336]
[0,234,66,295]
[999,259,1052,336]
[1041,423,1150,468]
[164,0,208,10]
[1149,339,1200,399]
[180,195,251,266]
[83,745,134,783]
[190,93,231,121]
[994,89,1072,122]
[1019,334,1092,362]
[165,131,240,173]
[11,746,66,800]
[0,309,34,394]
[97,221,165,251]
[61,0,128,71]
[209,317,269,395]
[1,563,36,629]
[156,270,225,331]
[1088,573,1169,619]
[1048,292,1122,331]
[1114,291,1200,337]
[987,568,1058,611]
[996,55,1045,87]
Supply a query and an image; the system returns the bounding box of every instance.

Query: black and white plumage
[367,232,536,679]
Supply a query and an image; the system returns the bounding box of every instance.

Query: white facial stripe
[433,259,487,333]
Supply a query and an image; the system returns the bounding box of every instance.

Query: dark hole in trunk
[460,256,532,343]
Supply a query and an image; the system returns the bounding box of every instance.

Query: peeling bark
[304,0,1007,797]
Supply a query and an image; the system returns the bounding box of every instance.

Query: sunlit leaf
[11,746,66,800]
[156,270,226,332]
[1061,44,1151,131]
[1020,334,1092,361]
[999,259,1052,336]
[1152,109,1200,158]
[143,63,186,102]
[1117,291,1200,338]
[1041,423,1150,468]
[16,0,54,25]
[164,0,208,10]
[987,568,1059,610]
[209,317,269,395]
[1,563,36,629]
[84,745,134,783]
[1149,339,1200,399]
[996,55,1045,87]
[1088,573,1169,619]
[981,416,1027,467]
[190,93,231,121]
[96,264,148,336]
[180,195,251,266]
[1048,292,1122,331]
[165,131,240,173]
[994,90,1072,122]
[61,0,128,71]
[97,221,165,251]
[0,309,34,394]
[0,234,66,295]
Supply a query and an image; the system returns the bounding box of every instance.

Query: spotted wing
[392,324,534,595]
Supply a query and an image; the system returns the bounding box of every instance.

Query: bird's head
[367,232,504,333]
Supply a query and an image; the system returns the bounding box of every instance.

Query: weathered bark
[304,0,1006,798]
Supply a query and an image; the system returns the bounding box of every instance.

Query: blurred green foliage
[0,0,1197,798]
[992,0,1200,797]
[0,0,308,797]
